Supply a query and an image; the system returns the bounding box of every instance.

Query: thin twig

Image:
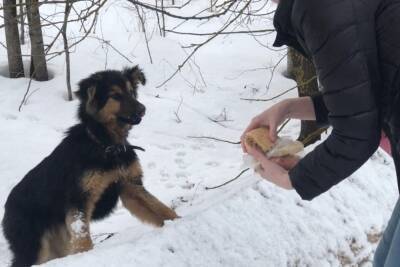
[18,79,33,111]
[165,28,274,36]
[134,4,153,64]
[156,0,251,88]
[241,76,317,102]
[205,168,250,190]
[266,53,287,91]
[277,119,290,134]
[174,96,183,123]
[23,87,41,106]
[187,136,240,145]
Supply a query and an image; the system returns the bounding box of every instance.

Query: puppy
[2,66,178,267]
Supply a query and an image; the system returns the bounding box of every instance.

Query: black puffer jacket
[273,0,400,200]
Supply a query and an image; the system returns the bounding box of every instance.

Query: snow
[71,213,88,238]
[0,0,398,266]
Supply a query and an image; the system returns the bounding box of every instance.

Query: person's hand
[270,155,300,171]
[241,100,290,152]
[245,143,293,190]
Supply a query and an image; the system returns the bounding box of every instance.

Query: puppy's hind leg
[120,183,179,227]
[36,224,71,265]
[3,214,42,267]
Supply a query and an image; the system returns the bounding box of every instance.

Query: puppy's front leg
[120,183,179,227]
[65,209,93,254]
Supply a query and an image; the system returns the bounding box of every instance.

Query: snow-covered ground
[0,1,398,266]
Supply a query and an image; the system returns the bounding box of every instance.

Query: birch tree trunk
[26,0,48,81]
[3,0,25,78]
[19,0,25,45]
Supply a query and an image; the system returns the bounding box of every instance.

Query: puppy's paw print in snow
[165,183,175,189]
[171,143,185,149]
[3,113,17,120]
[167,246,175,254]
[159,169,170,181]
[206,161,220,167]
[295,201,304,207]
[191,145,202,151]
[175,172,189,179]
[175,158,184,164]
[180,181,195,190]
[155,144,171,151]
[253,184,272,200]
[171,196,189,209]
[26,115,39,122]
[147,162,157,169]
[203,142,216,148]
[174,158,189,169]
[176,151,186,157]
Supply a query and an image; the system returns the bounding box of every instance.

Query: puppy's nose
[138,105,146,117]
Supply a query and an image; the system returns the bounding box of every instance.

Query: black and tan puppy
[2,66,178,267]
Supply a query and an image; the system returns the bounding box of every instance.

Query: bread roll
[244,127,274,153]
[244,127,303,157]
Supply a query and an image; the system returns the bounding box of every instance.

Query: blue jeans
[374,199,400,267]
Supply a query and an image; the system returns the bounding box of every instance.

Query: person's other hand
[245,143,293,190]
[241,100,290,152]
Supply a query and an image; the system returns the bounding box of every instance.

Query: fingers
[268,122,278,142]
[245,143,268,163]
[255,155,293,190]
[270,155,300,170]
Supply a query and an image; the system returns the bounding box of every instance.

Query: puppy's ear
[123,66,146,89]
[77,76,98,114]
[85,86,97,115]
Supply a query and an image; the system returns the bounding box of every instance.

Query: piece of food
[267,139,304,158]
[244,127,304,157]
[244,127,274,153]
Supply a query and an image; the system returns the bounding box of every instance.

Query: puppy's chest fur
[80,160,142,218]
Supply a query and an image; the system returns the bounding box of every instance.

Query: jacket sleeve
[311,94,329,127]
[289,0,381,200]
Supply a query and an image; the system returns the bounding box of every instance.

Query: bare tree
[287,47,322,146]
[62,1,73,100]
[19,0,25,44]
[3,0,25,78]
[26,0,48,81]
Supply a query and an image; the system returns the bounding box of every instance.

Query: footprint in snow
[171,143,185,148]
[175,172,189,179]
[174,158,188,169]
[206,161,220,167]
[191,145,202,151]
[176,151,186,157]
[155,144,171,151]
[180,181,195,190]
[165,183,175,188]
[147,162,156,169]
[159,169,170,181]
[26,115,39,122]
[3,113,17,120]
[171,196,190,209]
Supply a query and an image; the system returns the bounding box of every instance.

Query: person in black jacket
[241,0,400,266]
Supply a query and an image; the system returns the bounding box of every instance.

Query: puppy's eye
[110,94,122,101]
